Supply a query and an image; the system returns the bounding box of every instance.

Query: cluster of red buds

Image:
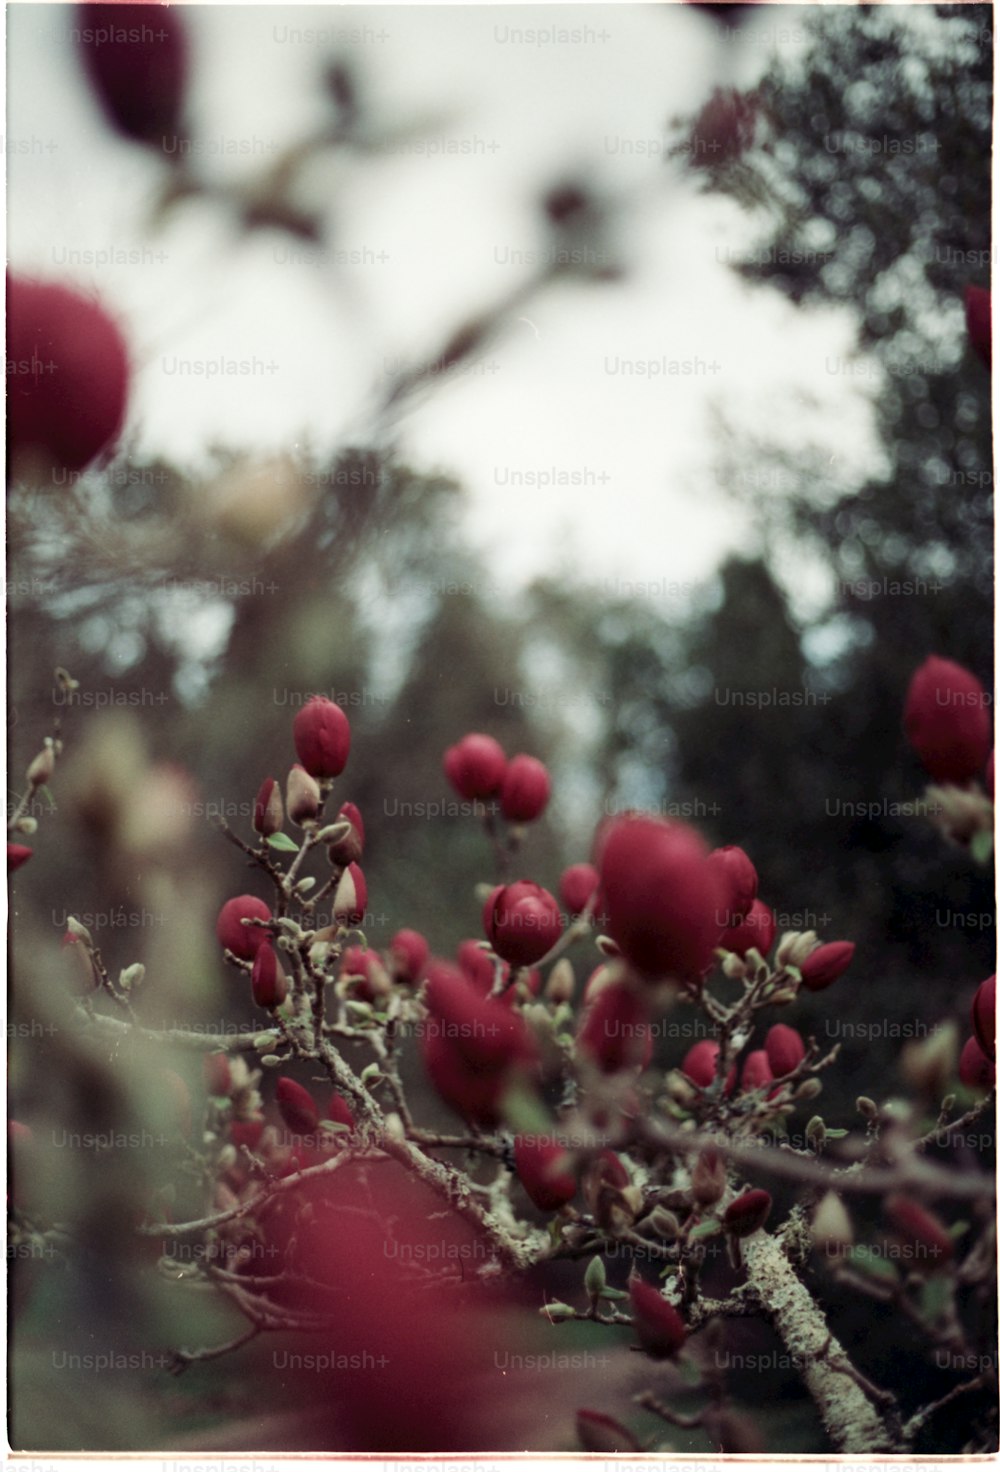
[443,731,552,823]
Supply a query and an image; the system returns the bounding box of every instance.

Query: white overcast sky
[8,3,888,605]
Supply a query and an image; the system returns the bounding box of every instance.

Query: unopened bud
[775,929,819,969]
[768,986,799,1006]
[119,963,145,991]
[316,821,352,845]
[856,1095,878,1121]
[286,763,321,826]
[795,1077,823,1102]
[691,1147,727,1206]
[811,1191,853,1253]
[216,1144,238,1171]
[26,744,55,788]
[253,777,284,837]
[723,1188,771,1239]
[15,816,38,835]
[901,1021,959,1101]
[546,958,575,1004]
[722,951,748,980]
[584,1255,606,1301]
[805,1115,826,1148]
[66,916,93,946]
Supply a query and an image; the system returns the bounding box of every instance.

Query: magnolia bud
[765,1024,806,1078]
[26,745,55,788]
[483,880,563,967]
[723,1188,771,1238]
[253,777,284,837]
[690,1147,727,1206]
[904,655,991,785]
[628,1277,686,1358]
[514,1135,577,1212]
[775,929,819,969]
[884,1194,954,1272]
[15,816,38,836]
[443,732,506,800]
[811,1191,853,1254]
[545,958,575,1004]
[286,764,321,826]
[741,1050,773,1093]
[251,943,288,1009]
[216,894,271,960]
[805,1115,826,1148]
[800,941,855,992]
[332,863,367,926]
[7,843,33,872]
[388,928,429,985]
[972,974,996,1061]
[901,1021,959,1100]
[276,1076,320,1136]
[66,916,93,945]
[119,962,145,991]
[856,1096,879,1120]
[293,695,351,779]
[500,754,552,823]
[326,801,364,866]
[795,1077,823,1102]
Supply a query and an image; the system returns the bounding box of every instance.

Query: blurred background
[7,0,994,1453]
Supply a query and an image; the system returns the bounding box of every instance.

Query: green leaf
[971,829,994,864]
[584,1256,607,1298]
[847,1247,899,1283]
[600,1286,629,1300]
[360,1063,382,1085]
[539,1302,576,1321]
[949,1220,969,1239]
[320,1120,351,1135]
[921,1274,949,1321]
[266,832,300,853]
[38,785,56,811]
[824,1128,849,1139]
[689,1219,722,1241]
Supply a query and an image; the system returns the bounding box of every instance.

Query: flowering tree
[7,0,996,1457]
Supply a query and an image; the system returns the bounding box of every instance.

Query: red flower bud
[740,1050,773,1092]
[327,1092,356,1131]
[276,1077,320,1136]
[229,1117,264,1153]
[723,1188,771,1238]
[959,1035,995,1093]
[500,754,551,822]
[765,1023,806,1078]
[216,894,271,960]
[202,1052,232,1097]
[332,863,367,926]
[576,1410,640,1454]
[560,862,600,916]
[293,695,351,779]
[286,763,321,826]
[965,283,991,369]
[986,749,994,799]
[972,973,995,1061]
[76,3,187,148]
[388,928,429,985]
[421,962,538,1126]
[443,732,506,800]
[800,940,855,992]
[691,1147,727,1206]
[7,274,129,474]
[7,843,32,872]
[339,945,390,1003]
[253,777,283,837]
[719,897,776,958]
[597,814,726,981]
[681,1039,735,1092]
[514,1135,577,1211]
[483,880,563,967]
[884,1194,953,1270]
[251,942,288,1009]
[628,1277,686,1358]
[327,800,364,866]
[708,845,758,925]
[904,656,992,785]
[457,938,508,994]
[576,981,652,1074]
